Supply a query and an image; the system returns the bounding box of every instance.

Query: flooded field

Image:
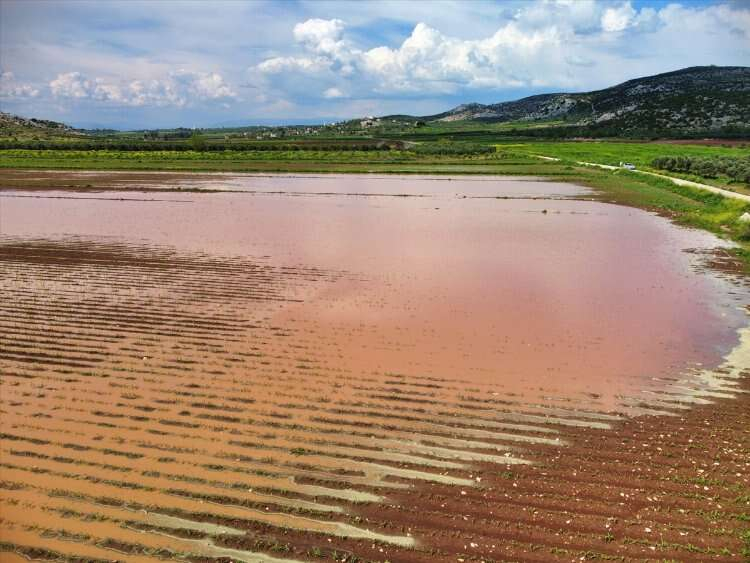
[1,171,749,562]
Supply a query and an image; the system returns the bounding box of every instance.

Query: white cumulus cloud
[258,18,570,94]
[49,72,92,99]
[253,2,750,102]
[257,56,330,74]
[49,70,237,107]
[0,71,40,98]
[601,2,636,32]
[293,18,345,51]
[323,87,345,99]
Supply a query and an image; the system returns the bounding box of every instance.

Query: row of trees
[0,139,396,152]
[651,155,750,183]
[410,142,495,155]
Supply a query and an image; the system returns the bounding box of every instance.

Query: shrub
[651,154,750,183]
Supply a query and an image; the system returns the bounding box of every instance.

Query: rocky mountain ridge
[420,66,750,133]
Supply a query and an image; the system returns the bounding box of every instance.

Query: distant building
[359,116,380,128]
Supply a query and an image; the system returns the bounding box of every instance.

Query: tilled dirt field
[1,172,748,562]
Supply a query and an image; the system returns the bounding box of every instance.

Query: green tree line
[651,155,750,183]
[0,140,396,152]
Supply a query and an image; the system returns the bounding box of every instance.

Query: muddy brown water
[1,171,748,562]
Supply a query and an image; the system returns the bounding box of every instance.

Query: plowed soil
[1,170,748,562]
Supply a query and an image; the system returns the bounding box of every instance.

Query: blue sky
[0,0,747,129]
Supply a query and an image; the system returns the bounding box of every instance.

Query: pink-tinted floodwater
[0,173,746,410]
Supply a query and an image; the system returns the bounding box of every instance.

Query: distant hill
[0,112,84,139]
[3,66,749,141]
[399,66,750,136]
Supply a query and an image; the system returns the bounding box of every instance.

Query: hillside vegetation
[404,66,750,138]
[0,112,85,140]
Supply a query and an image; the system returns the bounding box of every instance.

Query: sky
[0,0,748,129]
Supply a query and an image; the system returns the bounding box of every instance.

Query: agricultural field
[1,132,750,563]
[1,171,749,562]
[496,141,750,192]
[1,138,747,187]
[2,1,749,560]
